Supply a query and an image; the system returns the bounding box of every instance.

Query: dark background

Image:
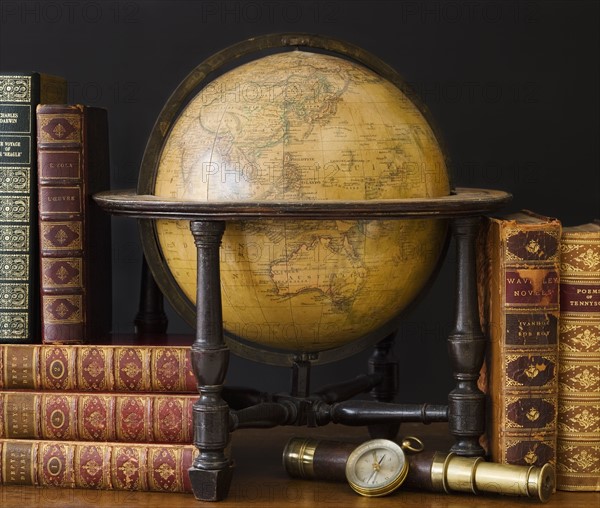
[1,0,598,403]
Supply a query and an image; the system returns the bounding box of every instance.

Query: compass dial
[345,439,408,497]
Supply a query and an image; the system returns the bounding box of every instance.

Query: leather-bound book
[37,104,111,344]
[478,210,561,466]
[0,73,67,343]
[0,391,195,443]
[0,439,196,492]
[557,221,600,491]
[0,343,196,392]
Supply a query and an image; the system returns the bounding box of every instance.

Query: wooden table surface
[1,422,598,507]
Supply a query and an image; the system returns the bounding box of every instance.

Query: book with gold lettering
[0,73,67,343]
[37,104,111,344]
[0,438,196,492]
[0,390,195,443]
[557,221,600,491]
[477,211,561,467]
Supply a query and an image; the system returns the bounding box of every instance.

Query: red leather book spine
[0,344,196,392]
[0,439,197,492]
[0,391,195,443]
[37,104,111,344]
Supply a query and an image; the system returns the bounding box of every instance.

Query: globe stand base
[95,188,512,502]
[191,215,488,501]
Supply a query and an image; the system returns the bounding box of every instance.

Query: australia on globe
[152,50,450,353]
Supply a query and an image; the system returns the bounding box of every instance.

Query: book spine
[484,217,560,466]
[0,74,67,344]
[0,344,197,392]
[0,438,196,492]
[0,391,195,443]
[557,230,600,491]
[0,75,40,343]
[37,104,111,344]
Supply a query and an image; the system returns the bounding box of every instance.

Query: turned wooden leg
[134,256,168,335]
[367,333,400,439]
[188,220,234,501]
[447,217,485,456]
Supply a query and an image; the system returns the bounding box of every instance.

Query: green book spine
[0,73,67,343]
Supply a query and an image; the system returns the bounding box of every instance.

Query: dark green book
[0,73,67,343]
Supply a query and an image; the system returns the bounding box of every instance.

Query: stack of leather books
[0,73,198,493]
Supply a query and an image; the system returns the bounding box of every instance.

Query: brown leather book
[557,221,600,491]
[0,390,195,443]
[0,438,196,492]
[37,104,111,344]
[478,211,561,466]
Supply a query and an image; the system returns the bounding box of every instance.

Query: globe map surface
[152,50,450,353]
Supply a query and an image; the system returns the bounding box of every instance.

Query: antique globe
[139,35,450,358]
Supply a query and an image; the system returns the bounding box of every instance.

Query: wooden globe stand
[95,187,510,502]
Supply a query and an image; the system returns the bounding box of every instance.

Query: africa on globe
[152,50,450,352]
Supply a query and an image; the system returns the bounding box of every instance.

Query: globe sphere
[152,50,450,352]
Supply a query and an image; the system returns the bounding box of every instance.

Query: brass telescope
[283,437,555,502]
[426,451,554,502]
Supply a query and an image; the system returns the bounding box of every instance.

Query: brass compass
[345,437,423,497]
